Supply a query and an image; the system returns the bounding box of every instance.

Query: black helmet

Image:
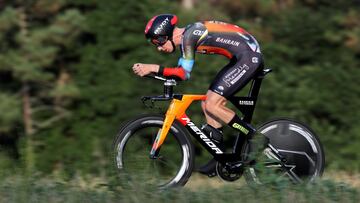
[144,14,178,46]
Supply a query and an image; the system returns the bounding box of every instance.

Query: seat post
[248,75,264,99]
[248,68,272,98]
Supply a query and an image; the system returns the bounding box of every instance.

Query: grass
[0,171,359,203]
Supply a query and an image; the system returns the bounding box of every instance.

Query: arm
[132,63,187,80]
[173,22,207,79]
[158,65,187,81]
[133,23,206,80]
[155,23,203,81]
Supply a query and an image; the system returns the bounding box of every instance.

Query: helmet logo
[154,17,170,35]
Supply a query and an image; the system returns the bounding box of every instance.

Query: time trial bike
[113,68,325,189]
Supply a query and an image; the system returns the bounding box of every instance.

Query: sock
[227,114,256,136]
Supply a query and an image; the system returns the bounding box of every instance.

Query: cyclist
[133,14,266,176]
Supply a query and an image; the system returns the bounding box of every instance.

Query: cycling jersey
[161,21,264,97]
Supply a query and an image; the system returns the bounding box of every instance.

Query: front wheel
[243,118,325,185]
[113,115,195,189]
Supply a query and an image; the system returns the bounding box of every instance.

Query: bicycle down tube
[149,94,243,163]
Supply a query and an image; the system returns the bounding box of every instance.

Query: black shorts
[209,51,263,98]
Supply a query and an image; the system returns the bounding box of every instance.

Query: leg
[207,52,263,134]
[197,92,233,177]
[203,89,257,137]
[203,90,235,125]
[201,96,225,129]
[198,52,264,176]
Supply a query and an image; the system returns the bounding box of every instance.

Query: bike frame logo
[181,117,223,154]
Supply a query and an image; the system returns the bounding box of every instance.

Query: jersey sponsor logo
[154,17,170,35]
[239,100,254,105]
[223,64,249,87]
[215,37,240,47]
[181,117,223,154]
[193,30,205,36]
[252,57,259,63]
[232,123,250,135]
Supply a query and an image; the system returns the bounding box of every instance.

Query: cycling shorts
[209,51,263,98]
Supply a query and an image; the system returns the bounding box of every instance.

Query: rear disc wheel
[243,118,325,185]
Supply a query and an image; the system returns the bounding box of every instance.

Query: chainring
[215,162,244,182]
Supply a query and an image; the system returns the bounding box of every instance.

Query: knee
[204,98,221,115]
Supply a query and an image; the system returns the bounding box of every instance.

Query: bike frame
[144,69,272,164]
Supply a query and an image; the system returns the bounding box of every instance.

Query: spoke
[157,157,180,170]
[153,160,161,177]
[143,159,153,174]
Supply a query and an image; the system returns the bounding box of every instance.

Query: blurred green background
[0,0,359,179]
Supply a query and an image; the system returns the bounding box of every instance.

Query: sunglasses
[149,36,169,46]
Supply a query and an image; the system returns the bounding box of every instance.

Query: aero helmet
[144,14,178,46]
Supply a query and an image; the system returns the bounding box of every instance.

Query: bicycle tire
[243,118,325,185]
[113,114,195,188]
